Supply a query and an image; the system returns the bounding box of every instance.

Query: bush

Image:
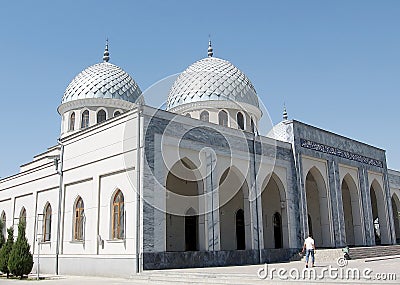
[0,220,5,250]
[0,227,14,278]
[8,222,33,279]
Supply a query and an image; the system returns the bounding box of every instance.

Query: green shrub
[0,227,14,278]
[0,220,5,250]
[8,222,33,279]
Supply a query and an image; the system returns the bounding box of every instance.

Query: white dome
[267,120,294,143]
[62,62,142,104]
[166,56,259,111]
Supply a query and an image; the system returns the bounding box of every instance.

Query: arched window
[74,197,85,241]
[19,207,26,224]
[114,110,121,117]
[236,209,245,250]
[97,109,106,123]
[1,211,6,238]
[273,212,283,248]
[112,190,125,239]
[69,112,75,131]
[43,203,52,242]
[218,110,228,127]
[250,118,255,133]
[200,111,209,122]
[237,112,244,130]
[81,110,89,129]
[185,113,191,118]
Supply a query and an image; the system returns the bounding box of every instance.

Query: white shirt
[304,237,315,250]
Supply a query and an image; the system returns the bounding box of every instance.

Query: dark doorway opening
[273,212,283,248]
[185,215,198,251]
[308,214,313,237]
[236,209,245,250]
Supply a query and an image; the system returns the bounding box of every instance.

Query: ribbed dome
[166,57,259,110]
[62,62,142,104]
[267,121,292,142]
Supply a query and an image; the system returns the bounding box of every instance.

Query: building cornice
[57,98,135,115]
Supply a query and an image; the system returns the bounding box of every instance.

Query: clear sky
[0,0,399,178]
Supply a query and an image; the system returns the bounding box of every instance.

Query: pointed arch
[184,207,198,251]
[185,207,197,216]
[111,189,125,239]
[370,179,390,244]
[237,111,245,130]
[250,117,255,133]
[261,173,289,248]
[305,166,333,247]
[218,110,228,127]
[81,110,89,129]
[165,157,203,197]
[19,207,26,224]
[341,174,363,245]
[166,158,204,252]
[96,108,107,124]
[200,110,209,122]
[165,156,205,189]
[69,112,75,131]
[1,211,6,238]
[391,193,400,244]
[73,196,85,241]
[219,166,251,250]
[43,202,52,242]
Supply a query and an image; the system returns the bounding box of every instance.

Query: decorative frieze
[300,139,383,168]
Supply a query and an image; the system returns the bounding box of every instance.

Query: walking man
[302,234,315,268]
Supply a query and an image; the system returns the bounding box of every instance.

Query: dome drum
[168,99,262,120]
[57,97,136,115]
[58,43,143,137]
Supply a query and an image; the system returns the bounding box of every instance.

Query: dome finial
[103,38,110,62]
[208,36,213,57]
[283,103,288,121]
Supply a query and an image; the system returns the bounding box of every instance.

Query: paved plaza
[1,256,399,285]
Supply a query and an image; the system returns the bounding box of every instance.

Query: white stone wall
[0,109,141,277]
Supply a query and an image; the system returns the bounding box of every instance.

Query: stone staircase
[295,248,343,263]
[295,245,400,263]
[348,245,400,260]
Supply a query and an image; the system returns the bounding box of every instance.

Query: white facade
[1,42,400,277]
[0,110,141,277]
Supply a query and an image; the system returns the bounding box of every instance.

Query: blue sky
[0,0,399,178]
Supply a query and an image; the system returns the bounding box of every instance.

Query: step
[348,245,400,260]
[135,271,263,285]
[299,248,343,262]
[289,245,400,263]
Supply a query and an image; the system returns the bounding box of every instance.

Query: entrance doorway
[273,212,283,248]
[236,209,245,250]
[185,215,198,251]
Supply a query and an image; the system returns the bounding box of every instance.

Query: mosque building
[0,40,400,277]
